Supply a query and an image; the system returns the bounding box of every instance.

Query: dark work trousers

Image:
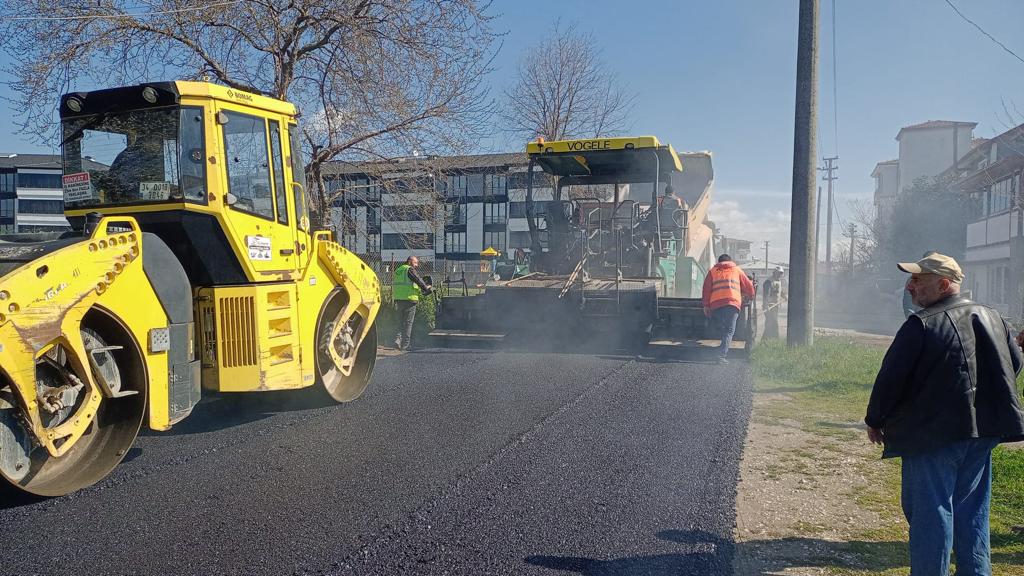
[712,305,740,358]
[395,300,418,350]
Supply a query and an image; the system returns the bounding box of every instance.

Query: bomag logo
[566,140,612,151]
[225,89,254,103]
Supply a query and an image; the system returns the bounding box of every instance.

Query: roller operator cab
[0,82,381,497]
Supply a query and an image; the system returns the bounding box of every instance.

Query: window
[382,233,433,250]
[484,230,506,252]
[444,202,466,225]
[467,173,485,196]
[385,204,430,221]
[60,106,206,206]
[510,201,548,218]
[987,177,1012,215]
[509,231,532,249]
[288,124,309,230]
[485,173,507,197]
[446,174,467,198]
[0,224,13,234]
[367,206,380,228]
[178,107,207,202]
[269,121,288,225]
[444,231,467,253]
[508,171,552,190]
[340,205,359,235]
[17,173,62,189]
[382,234,404,250]
[17,224,70,233]
[0,199,13,217]
[367,233,380,253]
[986,266,1011,304]
[223,111,274,220]
[484,201,507,225]
[0,173,13,194]
[342,177,379,201]
[17,199,63,214]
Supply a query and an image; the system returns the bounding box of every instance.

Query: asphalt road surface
[0,349,752,576]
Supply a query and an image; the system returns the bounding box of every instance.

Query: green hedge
[377,286,437,346]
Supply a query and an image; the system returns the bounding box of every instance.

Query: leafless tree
[0,0,499,228]
[501,21,634,143]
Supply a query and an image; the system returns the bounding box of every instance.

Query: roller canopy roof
[526,136,682,185]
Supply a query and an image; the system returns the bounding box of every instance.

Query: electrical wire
[943,0,1024,66]
[2,1,245,22]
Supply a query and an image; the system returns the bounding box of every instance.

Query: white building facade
[946,124,1024,318]
[872,120,976,224]
[0,154,71,234]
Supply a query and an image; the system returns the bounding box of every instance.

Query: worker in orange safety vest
[701,253,755,363]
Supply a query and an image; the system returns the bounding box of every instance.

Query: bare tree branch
[501,21,634,143]
[0,0,499,234]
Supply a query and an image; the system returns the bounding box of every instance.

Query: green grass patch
[750,335,1024,575]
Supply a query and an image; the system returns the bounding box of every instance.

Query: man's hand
[866,426,884,445]
[703,306,711,318]
[1016,330,1024,351]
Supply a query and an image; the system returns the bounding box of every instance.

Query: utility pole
[815,185,822,264]
[848,224,857,270]
[787,0,819,347]
[763,240,770,274]
[818,156,838,277]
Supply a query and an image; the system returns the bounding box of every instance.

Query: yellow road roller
[0,82,381,497]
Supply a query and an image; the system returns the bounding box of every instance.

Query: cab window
[288,124,310,230]
[269,121,288,225]
[223,111,273,220]
[179,107,207,202]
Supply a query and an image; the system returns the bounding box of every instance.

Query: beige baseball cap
[897,253,964,283]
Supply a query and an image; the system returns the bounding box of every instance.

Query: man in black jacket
[866,253,1024,575]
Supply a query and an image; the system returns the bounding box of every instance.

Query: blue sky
[487,0,1024,262]
[2,1,1023,261]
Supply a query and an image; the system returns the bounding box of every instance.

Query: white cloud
[708,199,792,265]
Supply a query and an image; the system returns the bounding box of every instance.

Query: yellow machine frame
[0,81,381,496]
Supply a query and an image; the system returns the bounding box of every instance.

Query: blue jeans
[711,306,739,358]
[901,437,1000,575]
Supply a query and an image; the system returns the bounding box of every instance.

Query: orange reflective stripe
[708,267,743,309]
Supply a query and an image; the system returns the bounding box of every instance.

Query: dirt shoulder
[734,334,1024,575]
[733,393,905,575]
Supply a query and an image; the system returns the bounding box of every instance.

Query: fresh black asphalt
[0,349,752,576]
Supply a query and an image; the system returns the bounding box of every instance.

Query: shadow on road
[525,529,911,575]
[140,390,333,437]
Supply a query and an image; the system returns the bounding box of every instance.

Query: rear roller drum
[0,316,145,498]
[315,291,377,403]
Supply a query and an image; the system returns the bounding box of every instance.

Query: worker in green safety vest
[392,256,432,350]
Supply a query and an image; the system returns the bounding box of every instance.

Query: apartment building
[321,150,719,282]
[0,153,71,234]
[945,123,1024,317]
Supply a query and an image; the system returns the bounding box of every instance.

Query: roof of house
[896,120,977,140]
[0,153,63,170]
[870,159,898,178]
[945,123,1024,190]
[323,152,528,176]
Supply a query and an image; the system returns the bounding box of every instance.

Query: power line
[2,1,245,22]
[943,0,1024,66]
